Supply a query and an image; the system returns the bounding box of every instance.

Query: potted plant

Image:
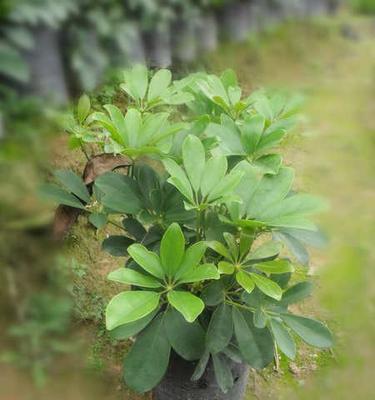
[41,66,333,399]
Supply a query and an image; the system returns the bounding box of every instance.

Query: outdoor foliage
[42,66,333,394]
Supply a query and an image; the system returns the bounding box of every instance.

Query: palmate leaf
[249,273,282,301]
[178,263,219,284]
[236,271,255,293]
[167,290,204,323]
[232,308,274,369]
[107,268,162,288]
[106,291,160,330]
[164,308,205,361]
[160,222,185,277]
[124,313,170,393]
[174,241,207,281]
[281,314,333,348]
[127,243,164,279]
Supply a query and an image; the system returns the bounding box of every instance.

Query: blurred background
[0,1,374,399]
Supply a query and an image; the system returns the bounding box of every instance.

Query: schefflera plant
[42,66,333,395]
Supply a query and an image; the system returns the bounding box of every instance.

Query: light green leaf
[178,263,219,284]
[147,69,172,101]
[248,241,282,261]
[107,268,162,288]
[124,108,141,147]
[182,135,205,192]
[206,303,233,354]
[123,64,148,101]
[167,290,204,323]
[236,271,255,293]
[218,261,235,275]
[207,170,243,203]
[253,154,282,175]
[160,223,185,277]
[241,114,265,154]
[269,319,296,360]
[103,105,128,145]
[206,241,232,260]
[77,94,90,123]
[175,241,207,281]
[281,314,333,348]
[127,244,164,279]
[106,291,160,330]
[163,158,194,203]
[124,314,170,392]
[201,156,227,197]
[54,170,90,203]
[250,273,282,300]
[255,260,294,274]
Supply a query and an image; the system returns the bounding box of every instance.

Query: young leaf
[106,291,160,330]
[250,273,282,301]
[148,69,172,101]
[124,108,141,147]
[163,158,194,203]
[178,263,219,284]
[124,313,170,393]
[77,94,90,123]
[232,308,274,369]
[160,223,185,277]
[127,243,164,279]
[248,241,282,261]
[164,308,205,361]
[212,354,233,394]
[206,303,233,354]
[200,156,227,197]
[255,260,294,275]
[269,319,296,360]
[206,241,232,261]
[281,314,333,348]
[175,241,207,281]
[107,268,162,289]
[167,290,204,323]
[182,135,205,192]
[236,271,255,294]
[218,261,235,275]
[240,114,265,154]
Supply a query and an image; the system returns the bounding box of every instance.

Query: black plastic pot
[22,25,68,105]
[171,19,197,63]
[143,26,172,68]
[154,352,249,400]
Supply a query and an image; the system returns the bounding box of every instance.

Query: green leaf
[248,241,282,261]
[163,158,194,203]
[77,94,90,123]
[206,241,232,260]
[95,173,141,214]
[201,281,225,306]
[102,235,134,257]
[124,108,141,147]
[236,271,255,293]
[127,244,164,279]
[106,291,160,330]
[39,184,85,209]
[175,241,207,281]
[147,69,172,101]
[167,290,204,323]
[253,308,267,329]
[206,303,233,354]
[123,64,148,101]
[281,314,333,348]
[207,170,243,203]
[108,268,162,289]
[160,223,185,277]
[221,68,238,90]
[182,135,205,192]
[255,260,294,274]
[103,105,128,145]
[281,282,313,305]
[232,308,274,369]
[178,263,219,284]
[253,154,282,175]
[250,273,282,301]
[124,313,170,392]
[54,170,90,203]
[122,217,147,241]
[89,212,107,229]
[269,319,296,360]
[110,309,158,340]
[218,261,235,275]
[191,351,210,381]
[212,354,233,394]
[164,308,205,361]
[241,114,265,154]
[201,156,227,197]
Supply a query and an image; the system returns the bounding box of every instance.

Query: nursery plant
[42,65,333,398]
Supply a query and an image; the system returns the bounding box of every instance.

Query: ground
[0,13,374,400]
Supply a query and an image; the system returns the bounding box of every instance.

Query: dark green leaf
[164,308,205,361]
[191,351,210,381]
[212,354,233,394]
[89,213,107,229]
[282,282,313,305]
[124,313,170,392]
[269,319,296,360]
[102,236,134,257]
[201,281,225,306]
[206,303,233,354]
[39,184,85,209]
[54,170,90,203]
